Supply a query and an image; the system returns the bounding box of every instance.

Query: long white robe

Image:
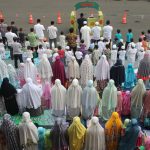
[66,79,82,118]
[21,78,42,109]
[80,25,91,50]
[24,58,38,84]
[68,58,80,80]
[85,117,105,150]
[38,54,53,84]
[0,58,8,82]
[80,55,93,87]
[51,79,66,117]
[18,112,38,150]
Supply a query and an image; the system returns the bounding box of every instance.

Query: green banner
[74,1,100,11]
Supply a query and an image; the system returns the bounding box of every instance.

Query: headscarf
[124,63,136,89]
[67,79,82,118]
[24,58,38,84]
[38,127,45,150]
[68,56,80,80]
[110,59,125,87]
[118,118,140,150]
[7,64,18,87]
[80,55,93,87]
[85,117,105,150]
[68,116,86,150]
[19,112,39,148]
[137,52,150,80]
[95,55,110,80]
[0,78,17,98]
[1,114,20,150]
[122,119,131,129]
[0,58,9,83]
[50,118,69,150]
[22,78,42,109]
[131,79,146,118]
[38,54,53,80]
[105,112,122,150]
[51,79,66,117]
[52,56,66,86]
[81,80,98,119]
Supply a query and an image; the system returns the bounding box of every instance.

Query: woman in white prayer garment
[80,54,93,88]
[18,112,39,150]
[24,58,38,84]
[66,78,82,119]
[51,79,66,117]
[21,78,43,116]
[81,80,98,119]
[68,56,80,81]
[85,116,105,150]
[38,54,53,85]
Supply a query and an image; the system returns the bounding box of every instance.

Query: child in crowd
[42,38,50,49]
[142,37,148,51]
[26,46,33,61]
[75,46,83,66]
[119,46,126,66]
[58,45,65,64]
[117,39,124,52]
[136,38,143,52]
[115,29,122,42]
[59,31,66,50]
[92,45,100,65]
[110,44,118,66]
[0,39,5,59]
[80,39,86,57]
[140,31,145,40]
[98,37,105,55]
[104,44,111,62]
[18,28,26,47]
[25,37,30,49]
[137,47,145,67]
[65,46,73,65]
[37,44,46,59]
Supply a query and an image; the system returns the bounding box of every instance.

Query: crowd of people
[0,12,150,149]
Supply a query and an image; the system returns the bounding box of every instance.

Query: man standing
[77,13,87,40]
[10,21,18,35]
[126,29,133,49]
[5,26,17,60]
[11,37,23,68]
[0,19,8,44]
[103,20,113,47]
[80,21,91,50]
[91,22,101,44]
[34,19,45,42]
[47,21,58,49]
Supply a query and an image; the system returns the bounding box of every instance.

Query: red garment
[52,56,66,86]
[58,50,65,58]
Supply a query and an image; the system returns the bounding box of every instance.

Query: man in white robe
[51,79,66,117]
[80,21,91,50]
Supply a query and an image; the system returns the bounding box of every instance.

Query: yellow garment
[68,116,86,150]
[105,112,122,150]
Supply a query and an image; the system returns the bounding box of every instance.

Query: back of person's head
[37,19,41,23]
[27,46,31,50]
[51,21,54,25]
[13,37,17,42]
[117,29,120,33]
[141,31,145,35]
[128,29,132,33]
[143,37,147,41]
[139,38,142,42]
[80,13,84,18]
[7,26,11,32]
[39,44,43,49]
[58,45,62,50]
[81,39,84,43]
[60,31,64,35]
[0,39,3,43]
[11,21,15,25]
[148,30,150,34]
[30,28,34,32]
[0,19,4,23]
[94,45,98,49]
[106,20,110,25]
[25,37,28,41]
[131,38,134,42]
[19,28,23,32]
[31,47,34,50]
[106,44,110,49]
[69,27,74,33]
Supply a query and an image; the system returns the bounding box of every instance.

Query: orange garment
[105,112,122,150]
